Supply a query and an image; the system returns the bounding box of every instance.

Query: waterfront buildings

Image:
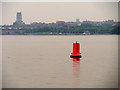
[1,12,118,35]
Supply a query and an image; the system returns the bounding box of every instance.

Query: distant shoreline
[1,34,118,35]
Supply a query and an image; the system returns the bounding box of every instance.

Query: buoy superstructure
[70,41,82,58]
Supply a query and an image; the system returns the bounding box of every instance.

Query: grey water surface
[2,35,118,88]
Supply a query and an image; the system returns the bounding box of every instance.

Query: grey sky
[2,2,118,25]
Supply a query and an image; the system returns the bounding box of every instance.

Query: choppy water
[2,35,118,88]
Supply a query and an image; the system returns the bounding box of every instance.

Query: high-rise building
[13,12,25,25]
[17,12,22,22]
[76,18,80,23]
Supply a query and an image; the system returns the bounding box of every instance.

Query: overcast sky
[2,2,118,25]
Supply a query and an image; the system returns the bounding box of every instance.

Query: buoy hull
[70,42,82,58]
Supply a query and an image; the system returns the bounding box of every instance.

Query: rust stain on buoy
[70,41,82,58]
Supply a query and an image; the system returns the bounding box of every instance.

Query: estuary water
[2,35,118,88]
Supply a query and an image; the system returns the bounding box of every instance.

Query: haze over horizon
[2,2,118,25]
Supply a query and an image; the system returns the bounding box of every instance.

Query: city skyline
[2,2,118,25]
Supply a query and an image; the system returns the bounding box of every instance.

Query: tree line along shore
[1,21,119,35]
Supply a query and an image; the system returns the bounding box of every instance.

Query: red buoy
[70,41,82,58]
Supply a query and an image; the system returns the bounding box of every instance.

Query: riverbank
[1,33,118,35]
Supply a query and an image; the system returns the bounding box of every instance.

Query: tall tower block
[76,18,80,23]
[13,12,25,25]
[17,12,22,22]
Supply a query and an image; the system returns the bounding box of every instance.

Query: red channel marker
[70,41,82,58]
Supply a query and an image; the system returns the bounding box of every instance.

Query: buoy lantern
[70,41,82,58]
